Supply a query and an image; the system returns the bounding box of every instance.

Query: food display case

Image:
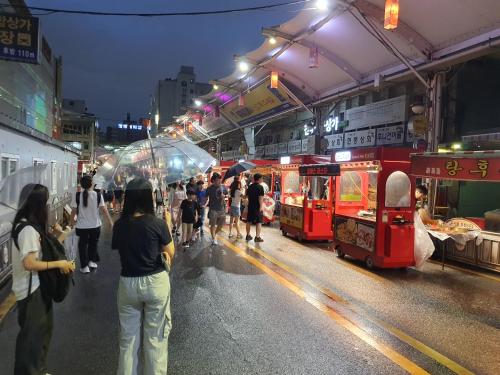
[277,155,336,241]
[332,148,416,269]
[411,150,500,272]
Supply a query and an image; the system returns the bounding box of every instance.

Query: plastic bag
[63,229,78,262]
[413,212,435,270]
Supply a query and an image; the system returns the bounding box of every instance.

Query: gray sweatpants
[117,272,172,375]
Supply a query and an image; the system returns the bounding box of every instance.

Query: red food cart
[332,147,416,269]
[410,150,500,272]
[277,155,336,241]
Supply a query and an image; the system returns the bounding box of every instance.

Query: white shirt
[12,224,41,301]
[172,189,187,209]
[71,190,105,229]
[231,189,242,207]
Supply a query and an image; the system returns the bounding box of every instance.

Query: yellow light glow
[384,0,399,30]
[269,37,277,45]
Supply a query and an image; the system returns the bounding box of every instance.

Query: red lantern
[270,71,279,88]
[384,0,399,30]
[238,93,245,106]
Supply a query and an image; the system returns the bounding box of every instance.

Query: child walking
[177,190,199,249]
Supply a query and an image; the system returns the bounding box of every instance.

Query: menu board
[280,204,304,229]
[335,216,375,252]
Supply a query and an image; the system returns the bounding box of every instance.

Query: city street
[1,220,498,374]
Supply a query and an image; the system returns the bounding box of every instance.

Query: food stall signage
[325,134,344,150]
[344,129,376,148]
[299,164,340,176]
[280,156,291,165]
[334,151,351,162]
[411,155,500,181]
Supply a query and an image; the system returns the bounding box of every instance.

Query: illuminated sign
[0,13,39,64]
[299,164,340,176]
[280,156,291,165]
[335,151,352,162]
[323,116,339,133]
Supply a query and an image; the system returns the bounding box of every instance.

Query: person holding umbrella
[205,173,227,246]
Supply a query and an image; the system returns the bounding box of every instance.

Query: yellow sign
[280,204,303,229]
[221,77,299,126]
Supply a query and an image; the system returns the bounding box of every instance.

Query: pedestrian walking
[228,177,243,239]
[186,177,196,192]
[71,175,113,274]
[195,180,207,235]
[246,173,265,243]
[154,187,164,215]
[177,190,199,248]
[170,181,187,236]
[205,173,227,246]
[114,181,124,213]
[11,184,75,375]
[112,178,175,375]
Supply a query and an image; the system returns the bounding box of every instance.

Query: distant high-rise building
[150,66,212,135]
[104,113,148,145]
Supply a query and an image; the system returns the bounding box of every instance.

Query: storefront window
[385,171,411,208]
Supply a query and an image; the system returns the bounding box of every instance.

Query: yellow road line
[0,292,16,323]
[219,236,430,375]
[428,260,500,283]
[229,238,475,375]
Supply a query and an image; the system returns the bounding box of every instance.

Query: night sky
[27,0,304,126]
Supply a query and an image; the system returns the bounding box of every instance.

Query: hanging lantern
[270,71,279,88]
[309,46,319,68]
[384,0,399,30]
[238,93,245,106]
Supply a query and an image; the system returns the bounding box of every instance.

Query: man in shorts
[205,173,227,246]
[246,173,265,243]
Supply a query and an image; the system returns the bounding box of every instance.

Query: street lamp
[316,0,329,11]
[238,61,250,72]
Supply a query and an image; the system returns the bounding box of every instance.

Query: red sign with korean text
[411,155,500,182]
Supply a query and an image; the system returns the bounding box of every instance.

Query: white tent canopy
[194,0,500,139]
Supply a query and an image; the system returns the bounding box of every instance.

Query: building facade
[150,66,212,134]
[103,113,148,145]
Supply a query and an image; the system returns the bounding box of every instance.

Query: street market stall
[411,150,500,272]
[278,155,336,241]
[332,148,416,269]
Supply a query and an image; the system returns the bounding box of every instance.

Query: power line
[0,1,309,17]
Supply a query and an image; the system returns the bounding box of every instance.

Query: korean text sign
[0,13,39,64]
[411,155,500,182]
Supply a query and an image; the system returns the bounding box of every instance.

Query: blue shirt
[196,189,207,206]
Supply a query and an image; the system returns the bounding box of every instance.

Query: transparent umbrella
[94,137,216,189]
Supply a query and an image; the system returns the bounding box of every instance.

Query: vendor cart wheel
[365,256,374,269]
[297,233,304,242]
[336,248,345,259]
[281,229,287,237]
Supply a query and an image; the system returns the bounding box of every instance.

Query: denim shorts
[229,206,241,217]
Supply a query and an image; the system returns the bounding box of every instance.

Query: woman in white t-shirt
[71,175,113,274]
[11,184,75,374]
[170,181,187,236]
[228,177,243,238]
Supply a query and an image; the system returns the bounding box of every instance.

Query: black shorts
[247,210,263,224]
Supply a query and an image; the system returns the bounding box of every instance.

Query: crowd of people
[9,168,267,374]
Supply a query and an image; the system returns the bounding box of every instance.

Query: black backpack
[76,191,101,214]
[13,222,72,303]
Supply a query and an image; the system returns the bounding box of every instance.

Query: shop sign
[278,142,288,154]
[301,138,309,152]
[325,134,344,150]
[344,129,376,148]
[299,163,340,176]
[280,204,303,229]
[410,155,500,182]
[0,13,39,64]
[345,95,407,130]
[376,125,405,145]
[335,217,375,252]
[265,143,278,156]
[323,116,339,132]
[255,146,265,157]
[288,139,302,154]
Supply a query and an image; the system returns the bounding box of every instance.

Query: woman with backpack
[112,178,175,375]
[11,184,75,374]
[71,175,113,274]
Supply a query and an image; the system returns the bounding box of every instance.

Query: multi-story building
[150,66,212,134]
[61,98,98,172]
[103,113,148,145]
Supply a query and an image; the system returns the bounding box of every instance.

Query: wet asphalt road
[0,220,499,374]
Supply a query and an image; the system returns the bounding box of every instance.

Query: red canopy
[410,151,500,182]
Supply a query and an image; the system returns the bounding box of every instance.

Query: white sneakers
[89,261,98,269]
[80,266,90,274]
[211,239,219,246]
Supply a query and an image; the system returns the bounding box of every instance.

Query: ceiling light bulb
[238,61,250,72]
[194,99,202,107]
[213,84,219,90]
[316,0,329,11]
[269,37,277,45]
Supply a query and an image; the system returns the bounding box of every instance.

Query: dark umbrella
[222,161,256,182]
